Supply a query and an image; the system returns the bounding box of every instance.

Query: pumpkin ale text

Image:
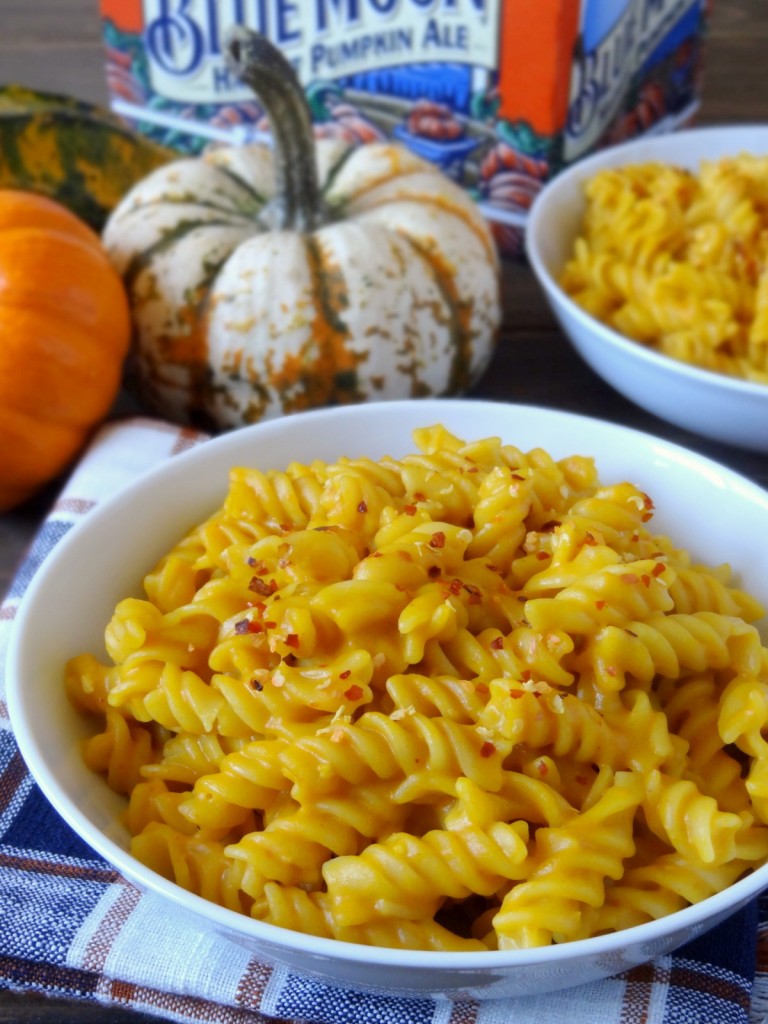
[102,29,501,432]
[0,191,131,512]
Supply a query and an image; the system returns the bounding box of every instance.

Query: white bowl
[7,399,768,999]
[526,125,768,452]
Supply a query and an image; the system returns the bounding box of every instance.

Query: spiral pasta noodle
[560,154,768,384]
[66,425,768,951]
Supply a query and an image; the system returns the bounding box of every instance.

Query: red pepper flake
[480,741,496,758]
[283,653,297,666]
[413,492,426,502]
[584,532,597,546]
[641,512,653,522]
[249,576,273,596]
[403,504,417,516]
[521,670,532,681]
[466,466,479,473]
[358,500,368,514]
[606,666,617,677]
[485,563,499,572]
[490,636,504,650]
[536,551,550,560]
[642,493,655,510]
[509,689,524,699]
[631,533,640,543]
[620,573,639,585]
[285,633,300,649]
[641,574,651,588]
[344,684,364,701]
[235,618,262,635]
[339,669,352,680]
[652,562,666,577]
[511,473,525,481]
[429,531,446,549]
[536,759,548,777]
[475,682,489,695]
[595,599,606,610]
[263,620,277,629]
[449,578,463,595]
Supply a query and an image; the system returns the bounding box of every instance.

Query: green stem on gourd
[224,27,324,233]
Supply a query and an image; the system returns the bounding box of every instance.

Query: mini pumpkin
[0,190,131,511]
[102,29,501,431]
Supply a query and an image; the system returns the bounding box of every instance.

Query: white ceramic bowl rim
[526,123,768,401]
[7,398,768,972]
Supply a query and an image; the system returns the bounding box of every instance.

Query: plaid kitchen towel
[1,415,767,1024]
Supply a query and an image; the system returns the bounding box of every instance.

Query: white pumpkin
[103,29,501,430]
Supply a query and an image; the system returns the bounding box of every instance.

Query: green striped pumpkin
[0,85,174,230]
[102,29,501,431]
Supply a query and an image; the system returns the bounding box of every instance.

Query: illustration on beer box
[101,0,709,257]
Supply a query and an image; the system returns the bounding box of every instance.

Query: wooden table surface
[2,1,768,1021]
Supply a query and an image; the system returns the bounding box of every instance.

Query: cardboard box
[100,0,711,257]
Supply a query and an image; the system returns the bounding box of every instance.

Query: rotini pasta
[65,425,768,951]
[560,155,768,384]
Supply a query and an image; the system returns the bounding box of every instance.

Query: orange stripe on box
[497,0,581,135]
[99,0,143,34]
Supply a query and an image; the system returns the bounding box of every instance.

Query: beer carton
[100,0,711,257]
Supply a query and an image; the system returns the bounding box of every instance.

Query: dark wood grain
[2,1,768,1020]
[0,991,162,1024]
[0,0,107,104]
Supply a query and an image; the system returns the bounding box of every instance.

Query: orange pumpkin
[0,190,131,512]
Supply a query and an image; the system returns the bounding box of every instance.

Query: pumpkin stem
[225,27,323,233]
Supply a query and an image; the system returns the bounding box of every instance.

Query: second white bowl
[526,125,768,452]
